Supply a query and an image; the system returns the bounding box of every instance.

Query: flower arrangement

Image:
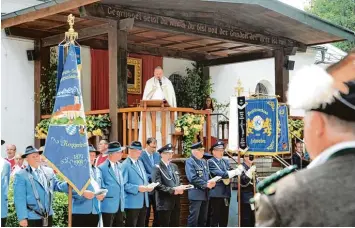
[35,114,111,139]
[288,118,304,139]
[175,113,205,157]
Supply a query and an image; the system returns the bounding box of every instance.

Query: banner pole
[237,151,241,227]
[68,185,73,227]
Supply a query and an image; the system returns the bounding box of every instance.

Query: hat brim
[106,147,126,154]
[90,150,100,155]
[1,140,5,145]
[22,150,43,159]
[160,150,174,153]
[128,146,142,150]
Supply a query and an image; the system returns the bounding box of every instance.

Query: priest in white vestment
[139,66,177,148]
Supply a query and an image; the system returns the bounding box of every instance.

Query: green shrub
[6,177,68,227]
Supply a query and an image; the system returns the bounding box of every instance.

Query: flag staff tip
[65,14,78,43]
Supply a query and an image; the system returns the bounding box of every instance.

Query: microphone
[158,78,162,87]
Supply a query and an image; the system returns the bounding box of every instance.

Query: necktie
[149,155,154,166]
[115,163,121,183]
[36,169,48,193]
[135,162,142,175]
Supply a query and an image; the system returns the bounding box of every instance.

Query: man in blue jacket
[185,142,216,227]
[72,145,106,227]
[99,141,125,227]
[208,141,244,227]
[1,139,11,227]
[139,137,160,227]
[122,141,153,227]
[13,146,68,227]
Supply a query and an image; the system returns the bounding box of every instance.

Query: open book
[209,176,222,182]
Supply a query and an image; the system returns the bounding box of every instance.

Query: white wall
[80,46,91,111]
[163,57,194,77]
[210,58,275,105]
[1,31,34,157]
[210,49,319,117]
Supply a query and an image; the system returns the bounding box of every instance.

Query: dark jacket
[255,148,355,227]
[152,161,181,211]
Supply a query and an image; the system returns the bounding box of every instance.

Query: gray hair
[154,66,163,71]
[325,114,355,135]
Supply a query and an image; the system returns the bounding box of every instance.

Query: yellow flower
[183,126,188,132]
[87,132,92,138]
[96,129,103,136]
[175,127,181,132]
[184,130,190,136]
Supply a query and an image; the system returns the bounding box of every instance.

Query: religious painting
[127,57,142,94]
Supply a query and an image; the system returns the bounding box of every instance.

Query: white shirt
[151,77,165,100]
[308,141,355,169]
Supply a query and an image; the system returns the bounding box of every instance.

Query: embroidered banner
[56,45,81,92]
[277,104,290,153]
[246,98,277,154]
[44,44,90,195]
[237,96,247,151]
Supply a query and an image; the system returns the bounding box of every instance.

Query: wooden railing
[119,107,211,155]
[41,107,212,155]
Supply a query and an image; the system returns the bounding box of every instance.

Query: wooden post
[117,28,128,144]
[34,39,49,148]
[275,49,289,102]
[68,186,73,227]
[108,20,118,141]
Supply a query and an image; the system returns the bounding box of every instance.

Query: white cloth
[307,141,355,169]
[139,76,177,148]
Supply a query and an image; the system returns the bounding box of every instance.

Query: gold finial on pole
[234,78,244,96]
[65,14,78,43]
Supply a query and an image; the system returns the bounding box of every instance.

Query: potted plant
[174,113,205,157]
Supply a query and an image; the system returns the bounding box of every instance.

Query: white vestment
[139,76,177,148]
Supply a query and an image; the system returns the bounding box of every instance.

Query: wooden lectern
[140,99,170,109]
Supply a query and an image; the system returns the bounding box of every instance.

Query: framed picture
[127,57,142,94]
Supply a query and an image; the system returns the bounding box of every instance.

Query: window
[255,83,269,95]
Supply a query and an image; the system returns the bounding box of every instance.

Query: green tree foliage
[40,47,58,115]
[170,63,213,109]
[306,0,355,52]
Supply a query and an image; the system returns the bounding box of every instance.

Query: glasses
[15,158,23,160]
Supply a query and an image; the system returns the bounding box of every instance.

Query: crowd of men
[0,138,258,227]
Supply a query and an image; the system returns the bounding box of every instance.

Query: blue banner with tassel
[44,44,90,195]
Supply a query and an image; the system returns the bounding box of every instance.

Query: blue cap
[106,141,125,154]
[191,142,204,150]
[158,143,174,153]
[22,145,42,158]
[210,141,225,151]
[89,144,100,155]
[128,141,143,151]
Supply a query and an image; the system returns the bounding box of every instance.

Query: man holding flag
[13,146,68,227]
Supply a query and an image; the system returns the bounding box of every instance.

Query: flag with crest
[43,44,90,195]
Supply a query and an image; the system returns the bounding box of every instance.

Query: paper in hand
[209,176,222,182]
[94,189,108,196]
[175,184,194,190]
[146,182,160,189]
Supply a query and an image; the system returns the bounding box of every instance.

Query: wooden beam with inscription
[80,3,305,49]
[1,0,100,29]
[198,50,274,66]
